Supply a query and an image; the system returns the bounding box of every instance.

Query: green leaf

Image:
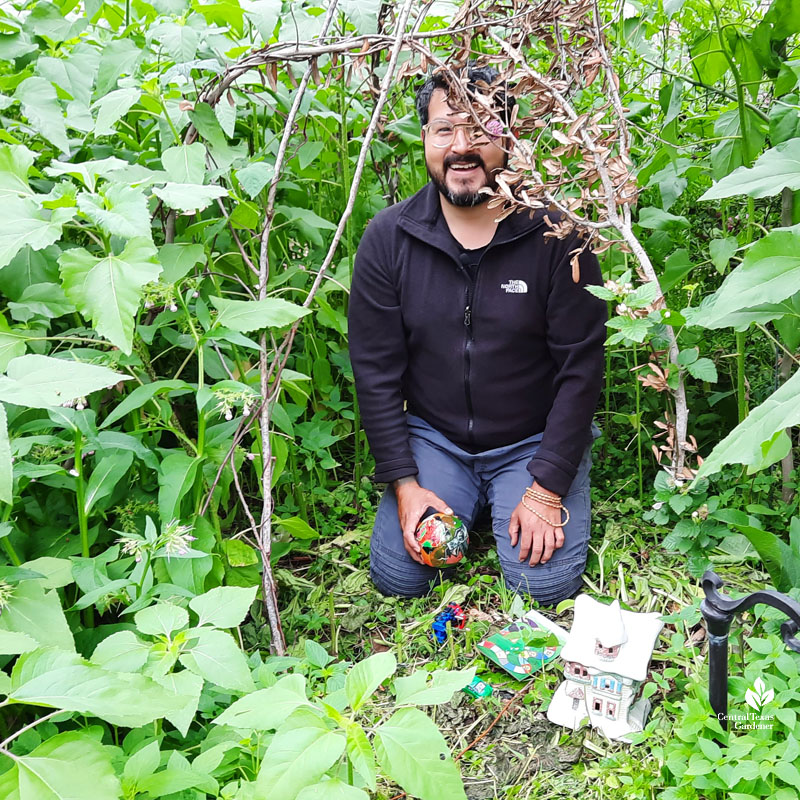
[101,379,192,429]
[297,779,370,800]
[276,205,337,246]
[59,238,161,354]
[243,0,281,41]
[394,667,477,706]
[179,627,255,692]
[135,602,189,636]
[636,206,689,230]
[305,639,333,667]
[696,368,800,480]
[189,585,257,628]
[374,707,467,800]
[154,669,203,737]
[277,516,319,539]
[158,452,201,523]
[236,161,275,198]
[0,143,35,200]
[0,579,74,650]
[691,32,729,85]
[214,673,312,730]
[8,648,188,726]
[661,249,694,293]
[15,76,68,153]
[345,651,397,712]
[0,629,38,655]
[773,760,800,789]
[77,184,151,240]
[92,87,141,135]
[96,38,143,96]
[345,722,377,790]
[19,556,73,589]
[702,139,800,200]
[0,354,127,408]
[686,228,800,330]
[162,143,206,184]
[158,243,205,283]
[158,21,199,62]
[0,730,121,800]
[44,157,128,192]
[91,630,149,672]
[686,357,718,382]
[83,450,133,515]
[210,295,311,332]
[123,740,161,784]
[709,237,738,274]
[0,403,11,504]
[255,708,346,800]
[339,0,381,34]
[153,182,228,213]
[0,198,73,270]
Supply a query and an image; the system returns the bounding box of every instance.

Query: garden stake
[700,570,800,732]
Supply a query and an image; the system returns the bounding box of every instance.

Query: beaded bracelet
[524,487,562,507]
[521,496,570,527]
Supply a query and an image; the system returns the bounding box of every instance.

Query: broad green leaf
[255,708,346,800]
[277,516,319,539]
[154,669,203,737]
[339,0,381,34]
[236,161,275,198]
[695,368,800,480]
[0,403,11,503]
[701,139,800,200]
[345,651,397,711]
[210,295,311,332]
[27,1,84,42]
[158,243,205,283]
[20,556,73,589]
[83,450,133,515]
[709,237,738,274]
[0,199,73,270]
[8,648,187,726]
[123,740,160,784]
[305,639,333,667]
[394,667,476,706]
[0,628,38,655]
[91,630,149,672]
[374,707,467,800]
[345,722,377,790]
[243,0,281,41]
[179,627,255,692]
[276,205,337,246]
[0,143,35,200]
[101,379,192,429]
[296,141,324,171]
[15,76,68,152]
[44,157,128,192]
[77,184,151,239]
[158,452,200,523]
[59,238,161,354]
[157,21,199,62]
[161,143,206,184]
[684,229,800,329]
[92,87,141,135]
[96,38,143,96]
[0,730,120,800]
[213,673,311,729]
[135,602,189,636]
[636,206,688,230]
[686,357,717,382]
[691,32,729,85]
[296,780,369,800]
[0,576,74,650]
[189,585,257,628]
[153,182,228,213]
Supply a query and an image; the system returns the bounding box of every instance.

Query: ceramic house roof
[560,594,663,682]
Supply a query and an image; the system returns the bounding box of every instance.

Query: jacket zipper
[463,276,475,446]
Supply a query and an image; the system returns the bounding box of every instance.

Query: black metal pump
[700,570,800,732]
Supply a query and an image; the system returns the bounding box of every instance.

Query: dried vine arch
[183,0,691,653]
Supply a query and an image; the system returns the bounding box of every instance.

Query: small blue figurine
[430,602,466,644]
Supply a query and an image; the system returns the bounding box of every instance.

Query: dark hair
[415,64,515,127]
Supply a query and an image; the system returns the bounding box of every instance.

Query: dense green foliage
[0,0,799,797]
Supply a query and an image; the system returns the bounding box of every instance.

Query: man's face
[422,88,507,208]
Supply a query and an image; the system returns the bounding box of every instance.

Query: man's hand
[394,477,453,564]
[509,481,564,566]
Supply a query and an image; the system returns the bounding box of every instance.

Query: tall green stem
[1,505,20,566]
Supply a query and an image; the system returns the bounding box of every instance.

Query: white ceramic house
[547,594,663,742]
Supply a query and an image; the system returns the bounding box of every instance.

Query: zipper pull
[464,306,471,327]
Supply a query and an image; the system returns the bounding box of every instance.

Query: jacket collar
[396,181,547,255]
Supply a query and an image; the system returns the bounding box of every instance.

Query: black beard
[427,155,500,207]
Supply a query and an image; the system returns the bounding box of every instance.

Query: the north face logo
[501,279,528,294]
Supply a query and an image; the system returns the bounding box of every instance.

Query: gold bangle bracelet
[524,488,562,507]
[521,496,570,528]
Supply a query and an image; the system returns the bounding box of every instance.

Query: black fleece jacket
[348,182,607,496]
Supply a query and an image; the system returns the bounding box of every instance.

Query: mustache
[445,155,485,170]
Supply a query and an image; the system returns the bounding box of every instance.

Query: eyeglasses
[422,118,506,148]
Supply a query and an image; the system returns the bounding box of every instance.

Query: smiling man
[348,65,607,603]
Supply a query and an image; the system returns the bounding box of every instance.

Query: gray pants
[370,415,594,604]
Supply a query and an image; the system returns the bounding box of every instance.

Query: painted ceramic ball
[415,513,469,568]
